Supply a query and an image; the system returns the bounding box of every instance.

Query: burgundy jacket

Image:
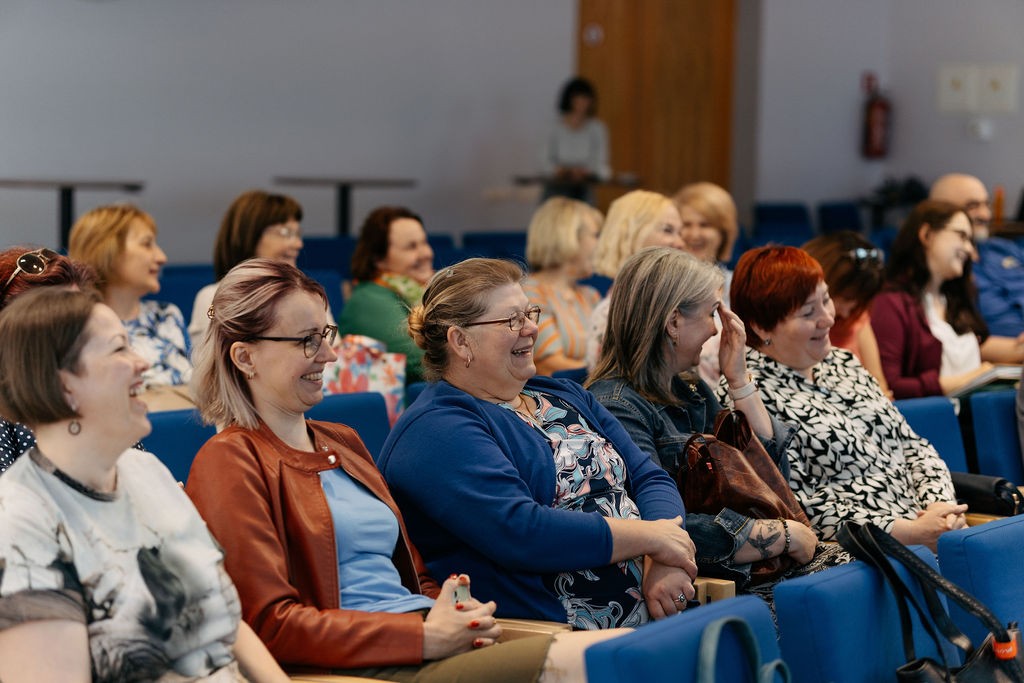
[870,290,944,398]
[186,420,440,672]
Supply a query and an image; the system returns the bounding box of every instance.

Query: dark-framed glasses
[846,247,884,266]
[248,324,337,358]
[462,305,541,332]
[1,248,59,295]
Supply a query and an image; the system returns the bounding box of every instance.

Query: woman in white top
[539,77,611,203]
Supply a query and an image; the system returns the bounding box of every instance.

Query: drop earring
[68,420,82,436]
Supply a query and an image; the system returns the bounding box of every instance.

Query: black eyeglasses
[846,247,884,266]
[248,324,337,358]
[1,248,59,296]
[462,305,541,332]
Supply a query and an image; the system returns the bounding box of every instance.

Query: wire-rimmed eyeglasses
[248,324,337,358]
[461,305,541,332]
[1,248,59,296]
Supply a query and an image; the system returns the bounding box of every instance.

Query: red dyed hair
[0,245,97,312]
[731,245,824,347]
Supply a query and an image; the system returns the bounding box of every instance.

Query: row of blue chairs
[585,514,1024,682]
[895,390,1023,482]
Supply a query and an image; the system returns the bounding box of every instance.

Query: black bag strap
[697,615,791,683]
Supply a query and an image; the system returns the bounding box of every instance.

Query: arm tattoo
[749,520,782,560]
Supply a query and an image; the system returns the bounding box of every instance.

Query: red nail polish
[455,603,464,611]
[469,620,479,628]
[473,639,484,648]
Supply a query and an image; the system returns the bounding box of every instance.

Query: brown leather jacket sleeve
[186,427,428,671]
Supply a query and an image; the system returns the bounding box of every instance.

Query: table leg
[335,184,352,236]
[59,187,75,251]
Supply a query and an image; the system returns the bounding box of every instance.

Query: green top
[338,280,424,384]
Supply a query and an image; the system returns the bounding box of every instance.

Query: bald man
[930,173,1024,340]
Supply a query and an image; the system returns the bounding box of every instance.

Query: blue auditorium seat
[894,396,969,473]
[144,408,215,484]
[426,233,456,250]
[305,267,345,317]
[148,264,215,323]
[775,545,958,682]
[938,515,1024,647]
[296,236,357,279]
[307,392,390,461]
[461,231,527,262]
[754,201,813,229]
[585,595,784,683]
[817,200,864,234]
[577,273,612,297]
[968,389,1024,482]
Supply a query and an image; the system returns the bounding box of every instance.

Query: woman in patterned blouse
[522,197,603,376]
[729,245,965,550]
[69,204,191,388]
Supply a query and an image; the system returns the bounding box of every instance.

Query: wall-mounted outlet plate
[937,64,979,113]
[978,64,1018,113]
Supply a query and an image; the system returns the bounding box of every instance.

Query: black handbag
[837,521,1024,682]
[951,472,1024,517]
[697,615,791,683]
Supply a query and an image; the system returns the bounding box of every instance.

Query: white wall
[0,0,574,261]
[742,0,1024,226]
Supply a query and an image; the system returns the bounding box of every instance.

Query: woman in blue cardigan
[378,258,697,630]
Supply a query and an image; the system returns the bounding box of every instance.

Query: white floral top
[725,348,955,541]
[127,300,192,387]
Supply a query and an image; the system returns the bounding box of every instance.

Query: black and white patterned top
[725,348,956,541]
[0,418,34,474]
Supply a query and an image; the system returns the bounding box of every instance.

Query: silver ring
[675,593,687,603]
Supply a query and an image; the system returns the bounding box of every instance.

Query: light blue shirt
[320,467,435,613]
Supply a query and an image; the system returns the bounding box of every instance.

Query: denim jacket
[589,375,798,586]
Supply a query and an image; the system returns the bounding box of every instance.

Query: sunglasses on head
[1,248,59,296]
[846,247,884,266]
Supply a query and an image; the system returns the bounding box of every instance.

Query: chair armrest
[965,512,1004,527]
[496,617,571,641]
[694,576,736,604]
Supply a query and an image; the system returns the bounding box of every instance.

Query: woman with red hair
[729,245,964,549]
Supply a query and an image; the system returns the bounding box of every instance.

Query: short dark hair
[214,190,304,280]
[557,77,598,116]
[0,245,97,312]
[350,206,424,281]
[731,246,824,347]
[0,287,101,426]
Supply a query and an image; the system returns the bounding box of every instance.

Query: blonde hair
[408,258,524,381]
[525,197,603,271]
[673,181,739,262]
[593,190,676,277]
[68,204,156,289]
[190,259,327,430]
[588,247,723,404]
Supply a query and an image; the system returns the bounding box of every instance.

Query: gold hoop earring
[465,354,473,368]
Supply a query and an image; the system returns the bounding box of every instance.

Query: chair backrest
[584,595,782,683]
[968,389,1024,482]
[775,545,958,682]
[426,233,456,250]
[577,273,612,297]
[296,236,357,278]
[432,245,473,269]
[749,223,816,248]
[753,201,813,229]
[938,515,1024,646]
[143,408,216,484]
[147,264,215,323]
[305,267,345,317]
[307,392,390,461]
[461,231,528,262]
[551,367,588,385]
[894,396,969,472]
[817,200,864,233]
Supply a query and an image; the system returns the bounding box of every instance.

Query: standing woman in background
[522,197,603,376]
[803,231,891,396]
[539,76,611,203]
[338,206,435,385]
[585,189,685,369]
[188,189,307,342]
[69,203,191,388]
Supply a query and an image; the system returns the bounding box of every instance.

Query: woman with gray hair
[587,247,817,589]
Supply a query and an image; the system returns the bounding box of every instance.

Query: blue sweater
[377,375,685,623]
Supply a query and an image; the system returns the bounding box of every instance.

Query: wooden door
[577,0,735,210]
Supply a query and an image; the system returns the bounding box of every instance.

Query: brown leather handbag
[678,409,810,584]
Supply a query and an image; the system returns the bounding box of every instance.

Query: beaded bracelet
[728,377,757,401]
[778,518,791,554]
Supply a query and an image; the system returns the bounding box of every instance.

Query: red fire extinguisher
[861,72,891,159]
